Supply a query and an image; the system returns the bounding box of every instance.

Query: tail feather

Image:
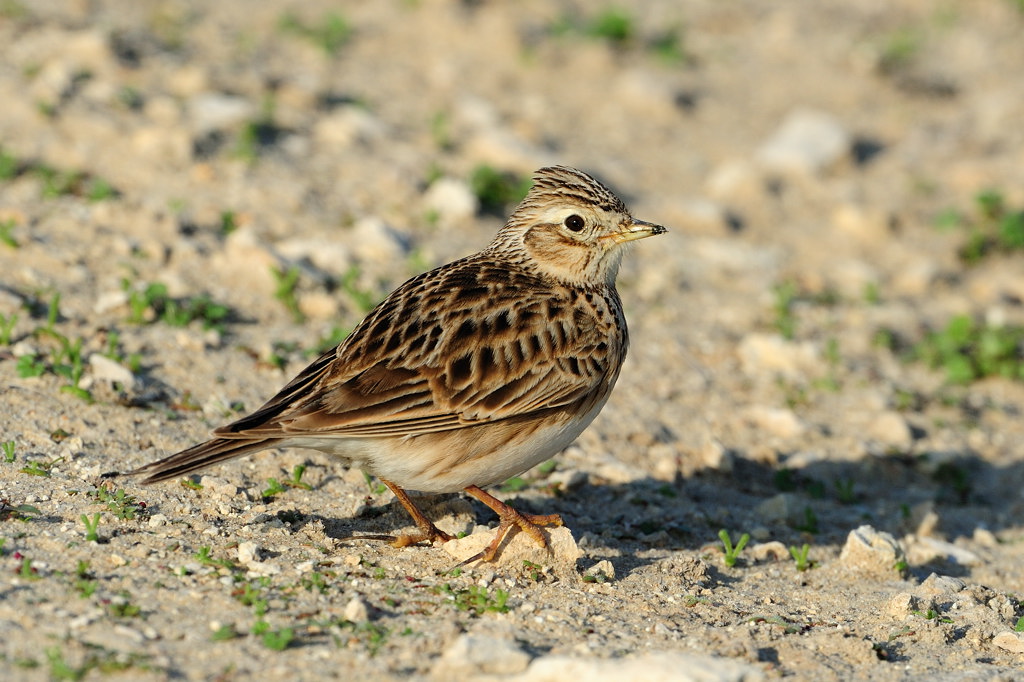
[127,438,281,484]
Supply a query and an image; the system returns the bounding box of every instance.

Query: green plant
[124,280,231,331]
[18,556,40,580]
[80,513,101,542]
[789,543,814,571]
[210,624,238,641]
[339,265,379,314]
[108,595,141,618]
[91,487,146,520]
[74,561,98,598]
[499,476,528,493]
[278,11,351,55]
[219,210,238,235]
[469,165,531,214]
[252,619,295,650]
[586,7,633,46]
[834,478,856,504]
[261,477,287,500]
[0,218,17,247]
[1014,616,1024,632]
[718,529,750,568]
[0,501,40,521]
[772,280,799,339]
[0,311,17,344]
[436,584,510,616]
[16,352,46,378]
[271,265,304,322]
[877,28,921,75]
[794,507,819,534]
[362,471,388,496]
[1,440,14,463]
[946,190,1024,264]
[194,546,236,570]
[20,458,55,477]
[0,146,18,179]
[913,315,1024,384]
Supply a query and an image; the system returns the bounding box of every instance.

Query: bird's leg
[381,478,453,548]
[463,485,563,561]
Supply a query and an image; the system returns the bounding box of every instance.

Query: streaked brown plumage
[129,165,665,561]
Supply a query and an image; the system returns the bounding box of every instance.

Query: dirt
[2,1,1024,680]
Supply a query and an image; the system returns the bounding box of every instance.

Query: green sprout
[718,529,750,568]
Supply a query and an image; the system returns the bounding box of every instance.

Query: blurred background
[2,1,1024,677]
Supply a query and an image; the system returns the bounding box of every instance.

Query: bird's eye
[564,214,585,232]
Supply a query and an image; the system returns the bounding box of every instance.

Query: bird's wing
[215,257,619,440]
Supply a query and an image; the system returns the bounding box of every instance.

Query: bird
[129,165,666,562]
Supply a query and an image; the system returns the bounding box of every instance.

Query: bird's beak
[605,218,668,244]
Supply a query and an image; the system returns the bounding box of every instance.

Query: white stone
[867,412,913,449]
[343,596,370,623]
[433,634,531,678]
[312,106,385,147]
[88,354,135,389]
[918,573,966,595]
[839,525,906,578]
[744,406,806,440]
[423,177,479,225]
[992,631,1024,654]
[756,109,850,174]
[443,525,581,570]
[189,93,256,133]
[749,541,789,563]
[506,651,764,682]
[584,559,616,582]
[236,541,260,565]
[754,494,803,525]
[738,333,821,379]
[349,216,409,265]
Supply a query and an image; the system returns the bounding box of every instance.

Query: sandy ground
[2,1,1024,680]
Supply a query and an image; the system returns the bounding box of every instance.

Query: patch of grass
[194,545,236,571]
[311,324,350,356]
[73,561,98,598]
[1,501,41,521]
[362,471,388,496]
[0,312,18,344]
[262,466,310,500]
[794,507,819,534]
[18,556,41,580]
[251,619,295,650]
[499,476,529,493]
[271,265,304,322]
[210,624,239,641]
[772,280,799,339]
[0,218,18,247]
[718,529,750,568]
[943,189,1024,264]
[834,477,857,504]
[123,280,231,332]
[80,513,101,542]
[913,314,1024,384]
[1,440,15,463]
[436,584,510,616]
[877,28,921,76]
[789,543,815,571]
[90,487,146,520]
[586,7,633,46]
[20,458,57,477]
[469,165,531,214]
[339,265,379,314]
[278,11,351,55]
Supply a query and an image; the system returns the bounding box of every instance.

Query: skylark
[130,165,666,561]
